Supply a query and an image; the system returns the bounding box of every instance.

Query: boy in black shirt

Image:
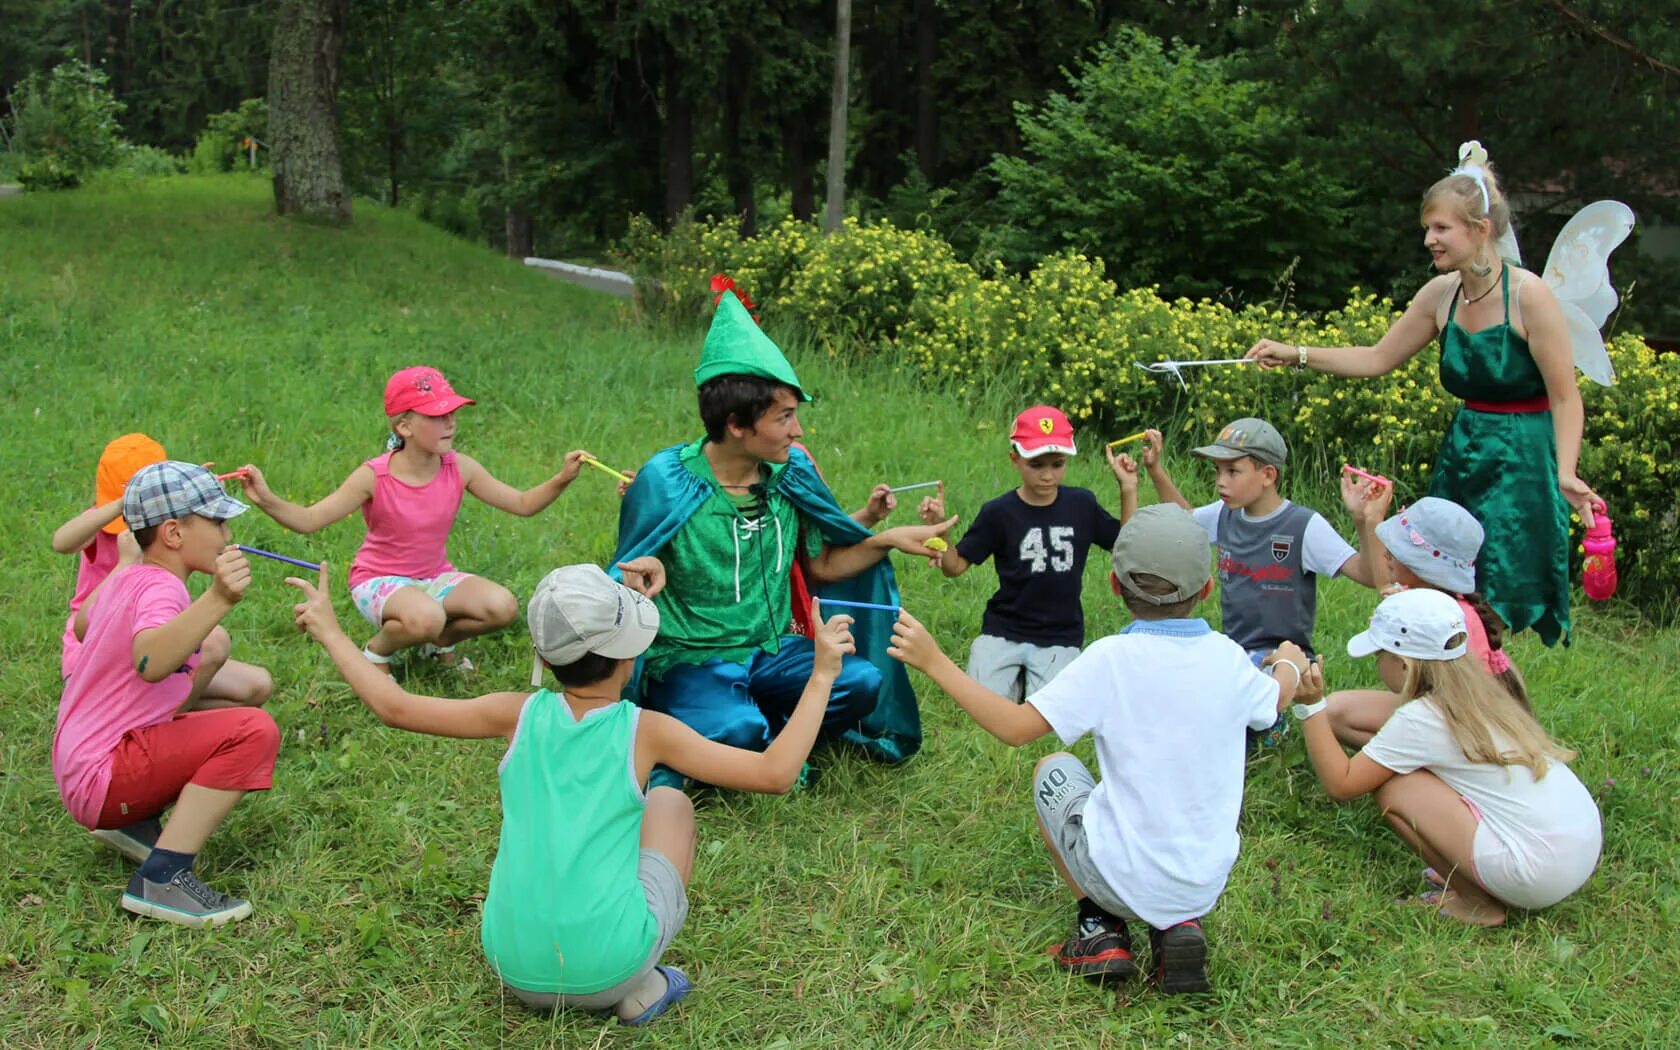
[918,406,1136,700]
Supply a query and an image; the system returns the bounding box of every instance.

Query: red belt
[1464,396,1549,414]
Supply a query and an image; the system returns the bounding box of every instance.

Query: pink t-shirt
[348,451,465,588]
[61,529,121,679]
[53,565,200,828]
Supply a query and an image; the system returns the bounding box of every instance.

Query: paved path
[0,184,23,199]
[523,257,636,299]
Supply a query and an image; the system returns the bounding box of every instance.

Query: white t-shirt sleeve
[1237,658,1284,731]
[1301,511,1357,577]
[1026,642,1114,745]
[1361,700,1449,774]
[1191,502,1222,544]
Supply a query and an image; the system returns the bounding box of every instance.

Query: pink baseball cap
[384,366,475,417]
[1009,405,1077,458]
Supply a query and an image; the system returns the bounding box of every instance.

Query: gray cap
[1111,504,1212,605]
[1375,497,1483,595]
[528,565,660,666]
[1192,417,1287,468]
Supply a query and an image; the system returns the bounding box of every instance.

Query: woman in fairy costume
[1246,142,1605,645]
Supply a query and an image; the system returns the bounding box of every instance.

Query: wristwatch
[1291,699,1328,722]
[1296,344,1309,369]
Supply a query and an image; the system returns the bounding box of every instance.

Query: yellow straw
[582,456,632,484]
[1106,431,1148,449]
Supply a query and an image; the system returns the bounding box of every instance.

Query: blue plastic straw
[814,598,900,614]
[237,545,321,572]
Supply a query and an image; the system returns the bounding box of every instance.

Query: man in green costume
[610,293,954,785]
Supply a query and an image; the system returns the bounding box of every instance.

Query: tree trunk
[269,0,352,223]
[785,112,815,222]
[505,206,533,259]
[723,44,756,237]
[823,0,851,233]
[914,0,939,179]
[663,42,694,228]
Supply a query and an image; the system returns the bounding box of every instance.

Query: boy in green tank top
[286,561,857,1025]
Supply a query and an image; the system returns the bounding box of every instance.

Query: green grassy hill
[1,177,1676,1048]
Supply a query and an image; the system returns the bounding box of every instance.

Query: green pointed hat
[694,291,809,401]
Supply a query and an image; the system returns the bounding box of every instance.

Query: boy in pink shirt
[53,462,280,927]
[51,433,272,705]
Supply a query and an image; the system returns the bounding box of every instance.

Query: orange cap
[95,433,167,533]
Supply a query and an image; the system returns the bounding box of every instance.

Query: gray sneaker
[90,818,163,863]
[121,869,252,928]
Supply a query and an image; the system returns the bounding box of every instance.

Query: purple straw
[815,598,900,613]
[237,545,321,571]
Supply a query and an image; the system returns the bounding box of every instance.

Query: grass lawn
[2,176,1677,1048]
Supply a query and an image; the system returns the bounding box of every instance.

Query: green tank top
[479,692,656,994]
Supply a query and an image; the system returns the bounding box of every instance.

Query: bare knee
[484,586,518,628]
[647,785,695,824]
[396,603,448,642]
[200,626,232,670]
[241,666,275,706]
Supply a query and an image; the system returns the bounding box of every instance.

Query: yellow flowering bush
[621,215,1680,616]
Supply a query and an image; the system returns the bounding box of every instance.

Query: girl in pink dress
[240,366,592,670]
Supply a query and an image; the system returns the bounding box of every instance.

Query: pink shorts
[350,572,469,628]
[96,708,280,828]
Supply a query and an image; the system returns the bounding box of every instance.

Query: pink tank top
[349,451,465,588]
[61,529,120,679]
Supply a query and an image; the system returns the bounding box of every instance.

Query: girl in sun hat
[1295,588,1600,927]
[238,366,596,670]
[1326,486,1529,748]
[51,433,272,707]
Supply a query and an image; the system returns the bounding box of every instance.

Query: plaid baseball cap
[1192,417,1288,468]
[384,366,475,417]
[1347,587,1469,662]
[122,461,249,530]
[1110,504,1212,605]
[528,565,660,667]
[1009,405,1077,458]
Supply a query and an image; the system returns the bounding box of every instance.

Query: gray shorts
[505,848,690,1011]
[968,635,1080,702]
[1033,754,1139,922]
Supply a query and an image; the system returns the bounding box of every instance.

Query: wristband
[1291,699,1328,722]
[1269,658,1304,685]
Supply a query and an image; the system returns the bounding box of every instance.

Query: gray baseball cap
[528,565,660,666]
[1375,497,1483,595]
[1111,504,1212,605]
[1192,417,1287,468]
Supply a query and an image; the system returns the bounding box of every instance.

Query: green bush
[114,144,182,178]
[187,98,269,174]
[8,60,125,190]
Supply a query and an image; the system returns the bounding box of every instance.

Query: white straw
[1134,358,1258,390]
[888,481,941,493]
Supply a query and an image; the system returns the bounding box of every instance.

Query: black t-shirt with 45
[954,486,1121,648]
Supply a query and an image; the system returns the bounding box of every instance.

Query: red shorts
[96,707,280,829]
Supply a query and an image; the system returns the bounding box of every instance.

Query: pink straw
[216,469,250,482]
[1342,464,1392,488]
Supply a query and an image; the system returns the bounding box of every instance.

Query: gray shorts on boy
[1033,754,1140,923]
[968,635,1080,702]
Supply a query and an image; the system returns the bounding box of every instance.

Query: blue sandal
[621,965,692,1027]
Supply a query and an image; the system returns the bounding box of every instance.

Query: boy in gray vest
[1140,418,1379,745]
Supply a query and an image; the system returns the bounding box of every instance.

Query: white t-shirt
[1192,500,1356,578]
[1362,698,1601,879]
[1027,619,1281,927]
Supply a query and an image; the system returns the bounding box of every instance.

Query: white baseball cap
[1347,588,1469,662]
[528,565,660,666]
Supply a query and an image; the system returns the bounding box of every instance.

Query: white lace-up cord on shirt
[729,513,784,602]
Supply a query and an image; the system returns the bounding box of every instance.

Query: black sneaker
[1150,919,1211,994]
[90,817,163,863]
[121,869,252,928]
[1048,914,1137,981]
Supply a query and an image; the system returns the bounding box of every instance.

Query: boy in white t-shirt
[889,505,1315,993]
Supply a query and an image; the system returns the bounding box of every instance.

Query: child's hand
[116,529,142,565]
[883,515,958,559]
[284,561,346,643]
[1109,449,1140,490]
[861,483,897,525]
[558,449,591,486]
[1295,657,1326,702]
[810,598,857,679]
[235,464,273,505]
[616,469,637,499]
[211,544,252,605]
[1140,429,1164,468]
[616,557,666,598]
[887,609,945,672]
[917,481,947,526]
[1339,470,1387,524]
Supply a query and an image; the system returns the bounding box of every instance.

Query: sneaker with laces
[121,869,252,928]
[90,817,163,863]
[1047,914,1137,980]
[1150,919,1210,994]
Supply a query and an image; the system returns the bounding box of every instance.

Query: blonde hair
[1420,142,1511,251]
[1399,651,1574,778]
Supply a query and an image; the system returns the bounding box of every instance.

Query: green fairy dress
[1428,266,1571,645]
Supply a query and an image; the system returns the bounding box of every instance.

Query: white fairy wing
[1541,200,1635,386]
